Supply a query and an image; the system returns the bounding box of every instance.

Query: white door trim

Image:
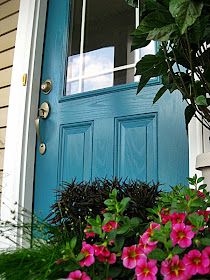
[0,0,47,247]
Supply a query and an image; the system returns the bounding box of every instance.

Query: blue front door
[33,0,189,218]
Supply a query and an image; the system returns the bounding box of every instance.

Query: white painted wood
[0,0,47,248]
[188,117,203,178]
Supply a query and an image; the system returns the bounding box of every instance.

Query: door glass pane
[65,0,154,96]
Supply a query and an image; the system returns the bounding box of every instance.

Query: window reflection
[65,0,156,96]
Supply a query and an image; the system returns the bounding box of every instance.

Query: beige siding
[0,87,9,107]
[0,127,6,148]
[0,30,16,51]
[0,0,19,188]
[0,0,19,20]
[0,13,18,34]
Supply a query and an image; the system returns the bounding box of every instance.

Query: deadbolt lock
[41,79,52,94]
[39,102,50,119]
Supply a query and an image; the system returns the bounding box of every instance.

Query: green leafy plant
[129,0,210,130]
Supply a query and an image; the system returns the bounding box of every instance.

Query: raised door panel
[58,122,93,182]
[115,113,157,181]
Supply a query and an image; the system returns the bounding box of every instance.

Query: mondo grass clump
[47,178,161,236]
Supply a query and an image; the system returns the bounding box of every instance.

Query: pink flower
[84,225,95,239]
[102,221,118,232]
[93,245,110,257]
[170,213,186,225]
[139,236,157,255]
[141,223,160,246]
[170,223,195,248]
[202,247,210,274]
[67,270,91,280]
[121,245,144,269]
[135,258,158,280]
[93,244,116,264]
[98,252,117,264]
[183,249,209,276]
[160,208,171,224]
[79,242,95,267]
[160,255,189,280]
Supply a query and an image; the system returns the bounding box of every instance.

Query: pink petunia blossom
[121,245,145,269]
[79,242,95,267]
[160,208,171,224]
[135,258,158,280]
[98,252,117,264]
[202,247,210,274]
[67,270,91,280]
[84,225,95,239]
[93,244,110,257]
[160,255,189,280]
[183,249,209,276]
[102,221,118,232]
[141,223,160,246]
[170,212,186,225]
[170,223,195,248]
[139,236,157,255]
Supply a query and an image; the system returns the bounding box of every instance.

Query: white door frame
[0,0,203,247]
[0,0,47,247]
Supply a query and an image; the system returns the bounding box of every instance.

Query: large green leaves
[131,9,174,50]
[185,104,196,130]
[147,24,178,41]
[169,0,203,34]
[135,51,168,93]
[125,0,138,8]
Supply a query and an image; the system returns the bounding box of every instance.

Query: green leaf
[172,246,185,255]
[197,177,204,183]
[87,218,98,227]
[108,266,122,278]
[153,86,167,104]
[169,0,203,34]
[188,213,204,228]
[137,10,174,34]
[119,197,131,213]
[136,75,150,94]
[104,199,114,206]
[70,237,77,250]
[148,248,167,261]
[195,95,208,106]
[76,252,85,261]
[116,224,130,234]
[125,0,138,8]
[96,215,101,224]
[147,24,178,41]
[130,217,141,228]
[200,238,210,246]
[135,52,168,78]
[198,184,207,190]
[131,33,151,51]
[114,236,125,251]
[184,104,195,130]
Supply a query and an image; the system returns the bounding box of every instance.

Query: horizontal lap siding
[0,0,19,190]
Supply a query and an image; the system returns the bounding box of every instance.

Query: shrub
[47,178,160,237]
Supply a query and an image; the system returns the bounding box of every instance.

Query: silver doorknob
[41,79,52,94]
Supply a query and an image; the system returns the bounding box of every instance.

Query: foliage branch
[127,0,210,130]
